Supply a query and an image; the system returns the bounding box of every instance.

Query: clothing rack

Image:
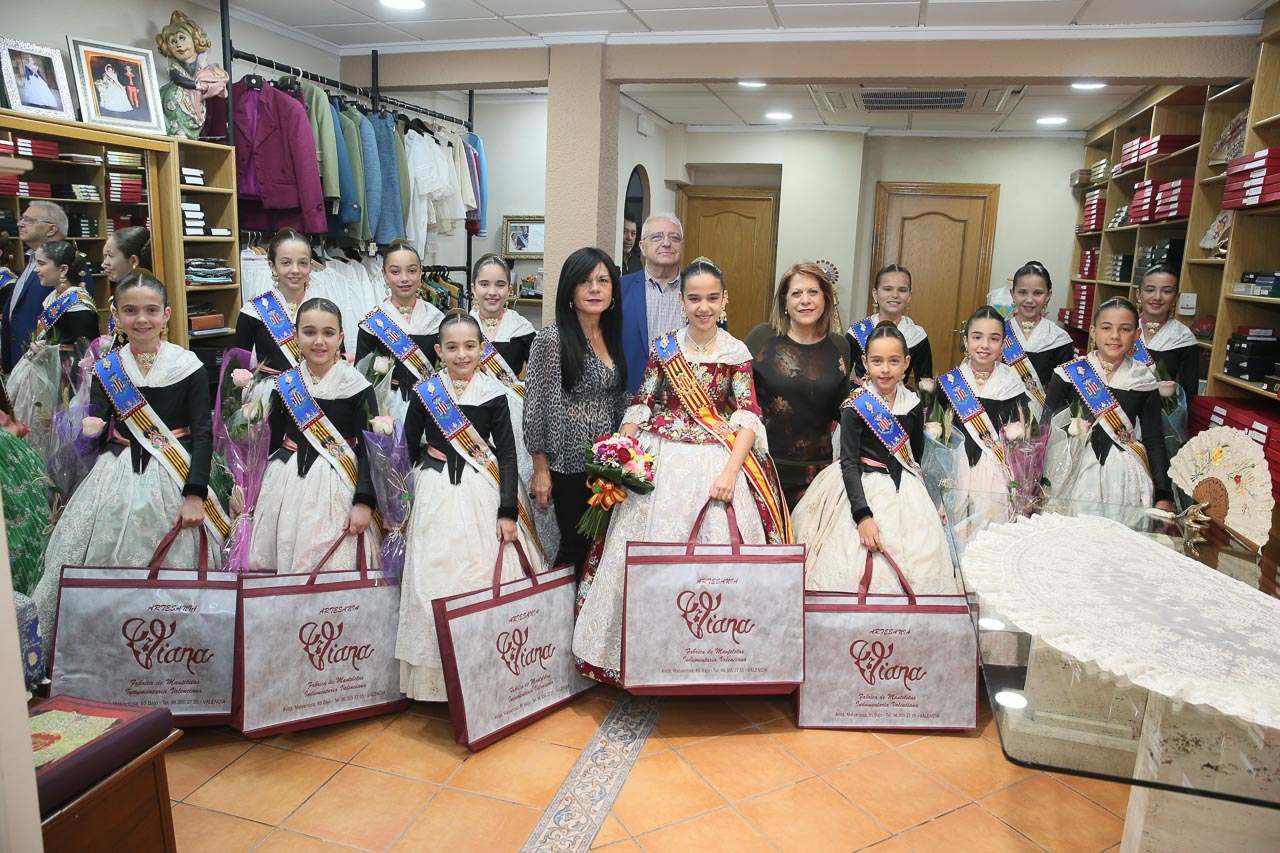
[216,0,475,306]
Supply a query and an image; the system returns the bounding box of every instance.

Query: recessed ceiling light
[1071,82,1107,90]
[1037,116,1069,126]
[765,112,792,120]
[738,81,767,88]
[381,0,425,9]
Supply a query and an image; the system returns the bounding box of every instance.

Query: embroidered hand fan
[1169,426,1274,549]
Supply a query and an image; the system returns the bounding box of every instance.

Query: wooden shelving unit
[0,110,240,348]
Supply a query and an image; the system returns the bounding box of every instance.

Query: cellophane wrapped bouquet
[1001,405,1050,517]
[214,348,271,572]
[363,415,411,581]
[577,433,656,539]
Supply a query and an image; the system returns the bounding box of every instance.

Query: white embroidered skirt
[793,463,958,596]
[396,461,543,701]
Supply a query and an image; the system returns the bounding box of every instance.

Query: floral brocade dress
[572,328,787,685]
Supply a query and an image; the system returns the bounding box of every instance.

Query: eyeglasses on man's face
[644,233,683,244]
[20,215,53,226]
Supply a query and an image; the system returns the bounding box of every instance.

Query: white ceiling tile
[926,0,1082,27]
[827,110,909,128]
[775,2,920,27]
[232,0,373,26]
[329,0,488,20]
[717,93,824,112]
[625,92,744,123]
[703,82,815,93]
[906,113,1002,131]
[507,11,649,33]
[634,5,780,31]
[1075,0,1262,25]
[383,17,531,39]
[628,0,775,7]
[623,83,716,93]
[294,21,422,44]
[480,0,623,13]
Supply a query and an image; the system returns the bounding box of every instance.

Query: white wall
[670,128,866,314]
[17,0,340,104]
[618,101,676,257]
[854,134,1084,317]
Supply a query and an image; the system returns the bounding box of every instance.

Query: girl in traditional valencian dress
[1043,297,1174,527]
[1133,263,1198,445]
[356,240,444,425]
[395,311,544,701]
[0,372,51,597]
[470,254,536,375]
[36,273,228,638]
[249,298,378,574]
[1000,261,1075,419]
[466,253,559,559]
[846,264,932,386]
[234,230,316,383]
[794,322,957,595]
[936,307,1030,543]
[6,239,98,459]
[573,260,791,685]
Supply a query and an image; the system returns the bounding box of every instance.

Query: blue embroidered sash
[1002,321,1046,406]
[94,350,230,541]
[413,375,542,556]
[275,367,361,488]
[35,289,94,339]
[1062,357,1149,472]
[1131,336,1154,367]
[849,315,876,353]
[359,307,431,379]
[939,368,1007,469]
[844,387,919,476]
[252,291,301,365]
[478,335,524,398]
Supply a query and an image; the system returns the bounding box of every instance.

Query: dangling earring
[271,271,279,283]
[680,305,688,324]
[59,272,68,286]
[569,300,575,310]
[719,302,729,324]
[160,324,169,342]
[872,299,879,312]
[610,298,616,309]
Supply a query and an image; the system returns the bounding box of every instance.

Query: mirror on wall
[621,165,647,275]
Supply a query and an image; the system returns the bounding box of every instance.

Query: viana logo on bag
[849,639,927,689]
[495,627,556,676]
[676,590,755,643]
[121,617,215,675]
[298,621,376,672]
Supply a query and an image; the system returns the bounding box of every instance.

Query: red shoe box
[1227,172,1280,193]
[1228,149,1280,174]
[1140,134,1200,160]
[1224,188,1280,210]
[1129,181,1157,222]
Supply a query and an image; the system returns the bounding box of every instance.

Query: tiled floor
[167,688,1128,853]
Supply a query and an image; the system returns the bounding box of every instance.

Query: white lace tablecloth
[962,513,1280,729]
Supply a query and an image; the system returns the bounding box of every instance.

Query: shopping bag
[435,542,590,750]
[621,500,806,695]
[51,525,236,725]
[234,534,408,737]
[797,550,978,730]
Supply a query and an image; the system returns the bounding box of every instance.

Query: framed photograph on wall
[0,39,74,121]
[67,37,164,135]
[502,215,545,260]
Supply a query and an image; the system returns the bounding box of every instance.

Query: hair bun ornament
[814,259,839,286]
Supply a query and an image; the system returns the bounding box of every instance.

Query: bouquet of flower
[45,403,101,521]
[1000,406,1051,517]
[363,415,412,581]
[576,433,656,539]
[214,348,271,573]
[355,352,398,421]
[1152,360,1187,444]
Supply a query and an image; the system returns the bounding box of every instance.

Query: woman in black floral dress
[745,262,850,508]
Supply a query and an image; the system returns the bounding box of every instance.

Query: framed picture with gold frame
[501,215,545,260]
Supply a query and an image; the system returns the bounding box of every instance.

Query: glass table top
[950,497,1280,811]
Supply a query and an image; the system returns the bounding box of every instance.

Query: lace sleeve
[625,353,664,425]
[728,360,767,455]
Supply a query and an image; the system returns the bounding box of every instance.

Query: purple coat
[233,81,325,234]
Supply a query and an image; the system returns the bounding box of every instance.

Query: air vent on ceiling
[809,85,1021,115]
[862,89,967,111]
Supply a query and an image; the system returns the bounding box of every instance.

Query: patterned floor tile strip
[521,695,664,853]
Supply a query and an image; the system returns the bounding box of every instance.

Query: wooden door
[677,186,779,337]
[871,182,999,371]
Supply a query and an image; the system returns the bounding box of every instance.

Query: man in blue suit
[2,202,91,372]
[620,213,685,394]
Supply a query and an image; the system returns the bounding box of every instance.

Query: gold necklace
[1097,355,1116,373]
[1143,319,1162,339]
[972,368,991,384]
[132,345,159,372]
[686,329,717,356]
[397,299,415,321]
[1018,318,1037,335]
[451,377,469,398]
[481,312,503,334]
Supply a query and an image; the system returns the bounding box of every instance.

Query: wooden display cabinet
[0,110,240,349]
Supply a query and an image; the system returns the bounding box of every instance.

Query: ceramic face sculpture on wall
[154,10,228,139]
